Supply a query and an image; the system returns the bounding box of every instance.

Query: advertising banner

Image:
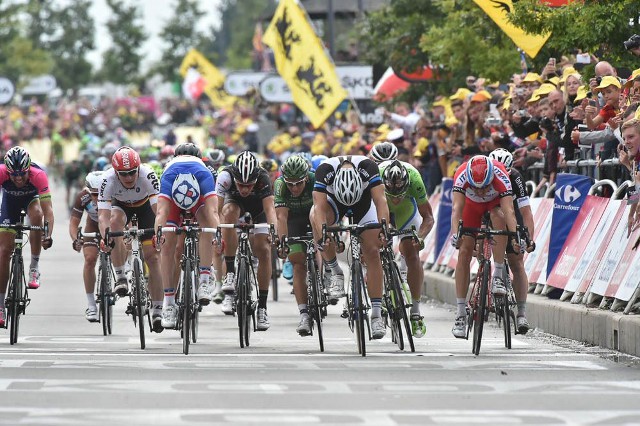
[524,199,553,279]
[547,174,594,277]
[435,178,453,259]
[546,196,609,290]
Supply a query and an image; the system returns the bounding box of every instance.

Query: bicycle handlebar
[107,228,156,238]
[216,223,272,230]
[159,226,218,234]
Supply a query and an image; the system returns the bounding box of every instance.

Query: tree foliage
[155,0,206,82]
[98,0,148,84]
[510,0,640,75]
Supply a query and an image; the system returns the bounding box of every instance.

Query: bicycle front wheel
[271,247,279,301]
[389,260,415,352]
[182,260,192,355]
[352,265,367,357]
[472,260,490,355]
[133,260,145,350]
[308,258,324,352]
[237,258,249,348]
[8,256,23,345]
[100,255,113,336]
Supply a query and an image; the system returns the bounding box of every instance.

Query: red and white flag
[182,68,206,100]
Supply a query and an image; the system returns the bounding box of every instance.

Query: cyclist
[0,147,54,325]
[379,160,434,338]
[155,143,220,329]
[215,151,277,330]
[310,155,390,339]
[450,155,519,338]
[97,146,164,331]
[489,148,535,334]
[369,142,398,164]
[69,171,104,322]
[205,148,226,169]
[274,155,315,335]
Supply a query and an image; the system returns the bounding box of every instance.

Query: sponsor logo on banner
[435,178,453,259]
[0,77,15,105]
[547,173,593,277]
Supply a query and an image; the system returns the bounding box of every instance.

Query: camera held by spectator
[624,34,640,56]
[539,117,555,133]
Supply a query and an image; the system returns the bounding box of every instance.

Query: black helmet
[231,151,260,183]
[174,143,202,158]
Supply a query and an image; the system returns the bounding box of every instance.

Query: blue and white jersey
[159,156,216,202]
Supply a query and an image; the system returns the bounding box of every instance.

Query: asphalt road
[1,188,639,425]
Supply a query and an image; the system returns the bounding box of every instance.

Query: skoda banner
[435,178,453,259]
[547,173,594,277]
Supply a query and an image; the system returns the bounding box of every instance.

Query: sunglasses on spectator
[284,178,306,187]
[10,170,28,177]
[117,169,138,177]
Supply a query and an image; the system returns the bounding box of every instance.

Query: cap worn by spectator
[545,76,560,87]
[624,68,640,88]
[522,73,544,84]
[470,90,492,103]
[594,76,621,92]
[560,67,579,83]
[450,88,472,102]
[433,98,449,108]
[574,86,589,103]
[387,128,404,143]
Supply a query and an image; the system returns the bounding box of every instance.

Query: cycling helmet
[281,154,309,181]
[171,173,201,210]
[160,145,175,159]
[489,148,513,172]
[111,146,141,172]
[85,171,104,194]
[261,158,279,173]
[382,160,410,197]
[102,143,118,158]
[232,151,260,183]
[174,143,201,158]
[206,148,225,167]
[370,142,398,164]
[299,152,313,167]
[465,155,495,189]
[311,154,328,171]
[93,156,109,171]
[333,164,364,206]
[4,146,31,173]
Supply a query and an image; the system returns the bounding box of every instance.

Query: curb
[423,270,640,357]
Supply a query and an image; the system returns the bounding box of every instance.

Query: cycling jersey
[71,188,99,223]
[97,165,159,209]
[379,161,427,230]
[274,171,315,215]
[509,169,529,211]
[0,164,51,225]
[159,156,216,202]
[452,159,512,202]
[215,166,273,225]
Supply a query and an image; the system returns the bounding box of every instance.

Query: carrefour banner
[436,178,453,258]
[547,173,594,277]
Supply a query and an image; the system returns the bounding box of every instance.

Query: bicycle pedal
[340,310,349,319]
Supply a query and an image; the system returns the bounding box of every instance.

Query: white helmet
[85,171,105,194]
[489,148,513,172]
[232,151,260,183]
[370,142,398,164]
[333,165,364,206]
[171,173,200,210]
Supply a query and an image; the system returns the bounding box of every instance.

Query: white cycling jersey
[97,165,159,209]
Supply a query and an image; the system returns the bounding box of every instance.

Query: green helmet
[281,154,309,181]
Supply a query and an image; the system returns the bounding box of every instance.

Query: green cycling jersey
[379,161,428,229]
[274,171,315,216]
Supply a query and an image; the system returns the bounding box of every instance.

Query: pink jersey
[452,159,512,203]
[0,164,51,202]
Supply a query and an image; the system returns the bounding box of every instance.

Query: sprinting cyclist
[310,155,390,339]
[69,171,104,322]
[0,147,54,326]
[369,142,398,164]
[379,160,434,338]
[274,155,315,336]
[215,151,277,330]
[489,148,535,333]
[450,155,519,338]
[154,143,220,329]
[97,146,164,331]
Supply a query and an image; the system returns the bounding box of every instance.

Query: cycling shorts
[111,199,155,241]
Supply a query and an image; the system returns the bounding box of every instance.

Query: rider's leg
[253,233,271,306]
[109,208,128,282]
[27,200,43,272]
[507,252,528,315]
[221,203,240,277]
[455,235,475,317]
[489,207,508,285]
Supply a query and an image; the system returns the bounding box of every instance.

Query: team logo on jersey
[172,173,200,210]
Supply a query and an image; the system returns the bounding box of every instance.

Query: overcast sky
[81,0,222,71]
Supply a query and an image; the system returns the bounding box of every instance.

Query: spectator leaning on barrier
[536,97,561,193]
[586,76,621,130]
[620,118,640,234]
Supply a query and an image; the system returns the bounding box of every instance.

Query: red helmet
[465,155,495,188]
[160,145,175,159]
[111,146,141,172]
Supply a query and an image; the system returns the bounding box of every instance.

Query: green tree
[98,0,148,84]
[154,0,205,82]
[24,0,56,50]
[510,0,640,75]
[46,0,95,90]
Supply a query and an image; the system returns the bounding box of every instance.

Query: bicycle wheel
[383,263,402,349]
[133,260,145,350]
[8,256,23,345]
[502,294,511,349]
[99,254,112,336]
[237,258,248,348]
[192,268,199,344]
[389,261,415,352]
[308,257,324,352]
[472,260,490,355]
[271,247,279,302]
[352,265,366,357]
[182,259,192,355]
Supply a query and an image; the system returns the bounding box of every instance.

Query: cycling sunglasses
[284,178,306,187]
[117,169,138,177]
[9,170,28,177]
[236,180,257,188]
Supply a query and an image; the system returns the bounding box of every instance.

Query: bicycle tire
[99,254,112,336]
[308,257,324,352]
[237,258,248,348]
[245,262,254,347]
[353,264,366,357]
[182,259,192,355]
[383,264,402,349]
[133,260,145,350]
[473,260,490,355]
[271,247,279,301]
[390,261,415,353]
[502,294,511,349]
[8,256,23,345]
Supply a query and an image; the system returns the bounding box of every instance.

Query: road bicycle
[282,233,328,352]
[0,210,48,344]
[380,224,418,352]
[270,246,281,301]
[323,220,383,357]
[455,219,519,355]
[105,215,154,349]
[159,219,216,355]
[79,227,115,337]
[218,217,273,349]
